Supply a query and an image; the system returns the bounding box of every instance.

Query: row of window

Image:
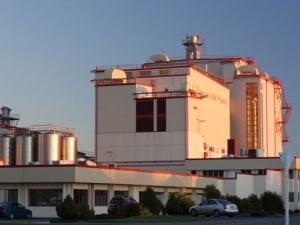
[199,169,266,177]
[2,188,300,204]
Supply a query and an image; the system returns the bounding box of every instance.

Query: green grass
[0,216,207,225]
[91,215,207,222]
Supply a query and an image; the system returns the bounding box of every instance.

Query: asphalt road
[1,215,300,225]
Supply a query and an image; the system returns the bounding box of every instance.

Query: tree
[165,193,183,215]
[260,191,284,214]
[56,195,80,220]
[248,194,262,211]
[175,193,195,215]
[203,184,221,199]
[140,187,162,215]
[78,203,95,220]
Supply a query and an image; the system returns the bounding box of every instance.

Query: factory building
[0,32,298,217]
[92,32,292,170]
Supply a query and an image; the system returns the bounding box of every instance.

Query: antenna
[161,49,167,56]
[196,32,200,38]
[186,32,190,39]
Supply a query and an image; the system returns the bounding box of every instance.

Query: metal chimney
[182,32,203,59]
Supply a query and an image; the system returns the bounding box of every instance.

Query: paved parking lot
[1,214,300,225]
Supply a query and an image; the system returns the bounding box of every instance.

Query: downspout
[273,82,276,156]
[266,80,268,156]
[185,96,188,159]
[95,83,98,162]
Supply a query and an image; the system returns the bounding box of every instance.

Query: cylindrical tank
[61,136,77,162]
[0,135,15,165]
[38,133,61,165]
[16,135,36,165]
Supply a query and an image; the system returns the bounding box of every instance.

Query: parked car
[107,196,138,214]
[189,199,238,218]
[0,202,32,219]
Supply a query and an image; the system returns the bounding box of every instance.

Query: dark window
[29,189,62,206]
[95,190,108,206]
[157,99,166,131]
[258,170,265,175]
[136,100,154,132]
[219,170,224,178]
[157,100,166,114]
[241,170,251,174]
[191,170,196,175]
[73,189,88,204]
[0,190,18,202]
[200,200,209,206]
[289,170,294,179]
[136,101,153,115]
[114,190,128,197]
[289,192,294,202]
[209,200,217,205]
[213,170,219,177]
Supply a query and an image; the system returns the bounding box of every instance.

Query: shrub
[140,187,163,215]
[165,193,183,215]
[239,198,256,214]
[140,205,152,216]
[294,209,300,213]
[175,193,195,215]
[203,184,221,199]
[78,203,94,220]
[112,202,141,218]
[56,195,80,220]
[224,194,242,209]
[248,194,262,211]
[260,191,284,214]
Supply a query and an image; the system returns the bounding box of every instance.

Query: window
[200,200,209,206]
[258,170,265,175]
[241,170,251,174]
[191,170,196,174]
[95,190,108,206]
[289,170,294,179]
[0,189,18,202]
[203,170,224,177]
[29,189,62,206]
[157,99,166,131]
[246,83,259,149]
[73,189,88,204]
[136,100,153,132]
[289,192,294,202]
[114,190,128,197]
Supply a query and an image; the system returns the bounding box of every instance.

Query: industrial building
[0,32,299,217]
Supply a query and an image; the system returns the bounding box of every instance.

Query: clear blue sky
[0,0,299,154]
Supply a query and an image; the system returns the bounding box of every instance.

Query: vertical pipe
[185,97,188,159]
[285,160,289,225]
[95,83,98,162]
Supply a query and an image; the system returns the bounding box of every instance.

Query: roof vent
[149,54,170,62]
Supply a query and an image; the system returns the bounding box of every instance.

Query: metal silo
[61,136,77,162]
[16,135,36,165]
[38,133,61,165]
[0,135,15,165]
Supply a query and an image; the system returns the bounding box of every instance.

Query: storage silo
[61,136,77,162]
[0,135,15,165]
[16,135,36,165]
[38,133,61,165]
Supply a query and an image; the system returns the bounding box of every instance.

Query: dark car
[189,199,238,218]
[107,196,137,214]
[0,202,32,219]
